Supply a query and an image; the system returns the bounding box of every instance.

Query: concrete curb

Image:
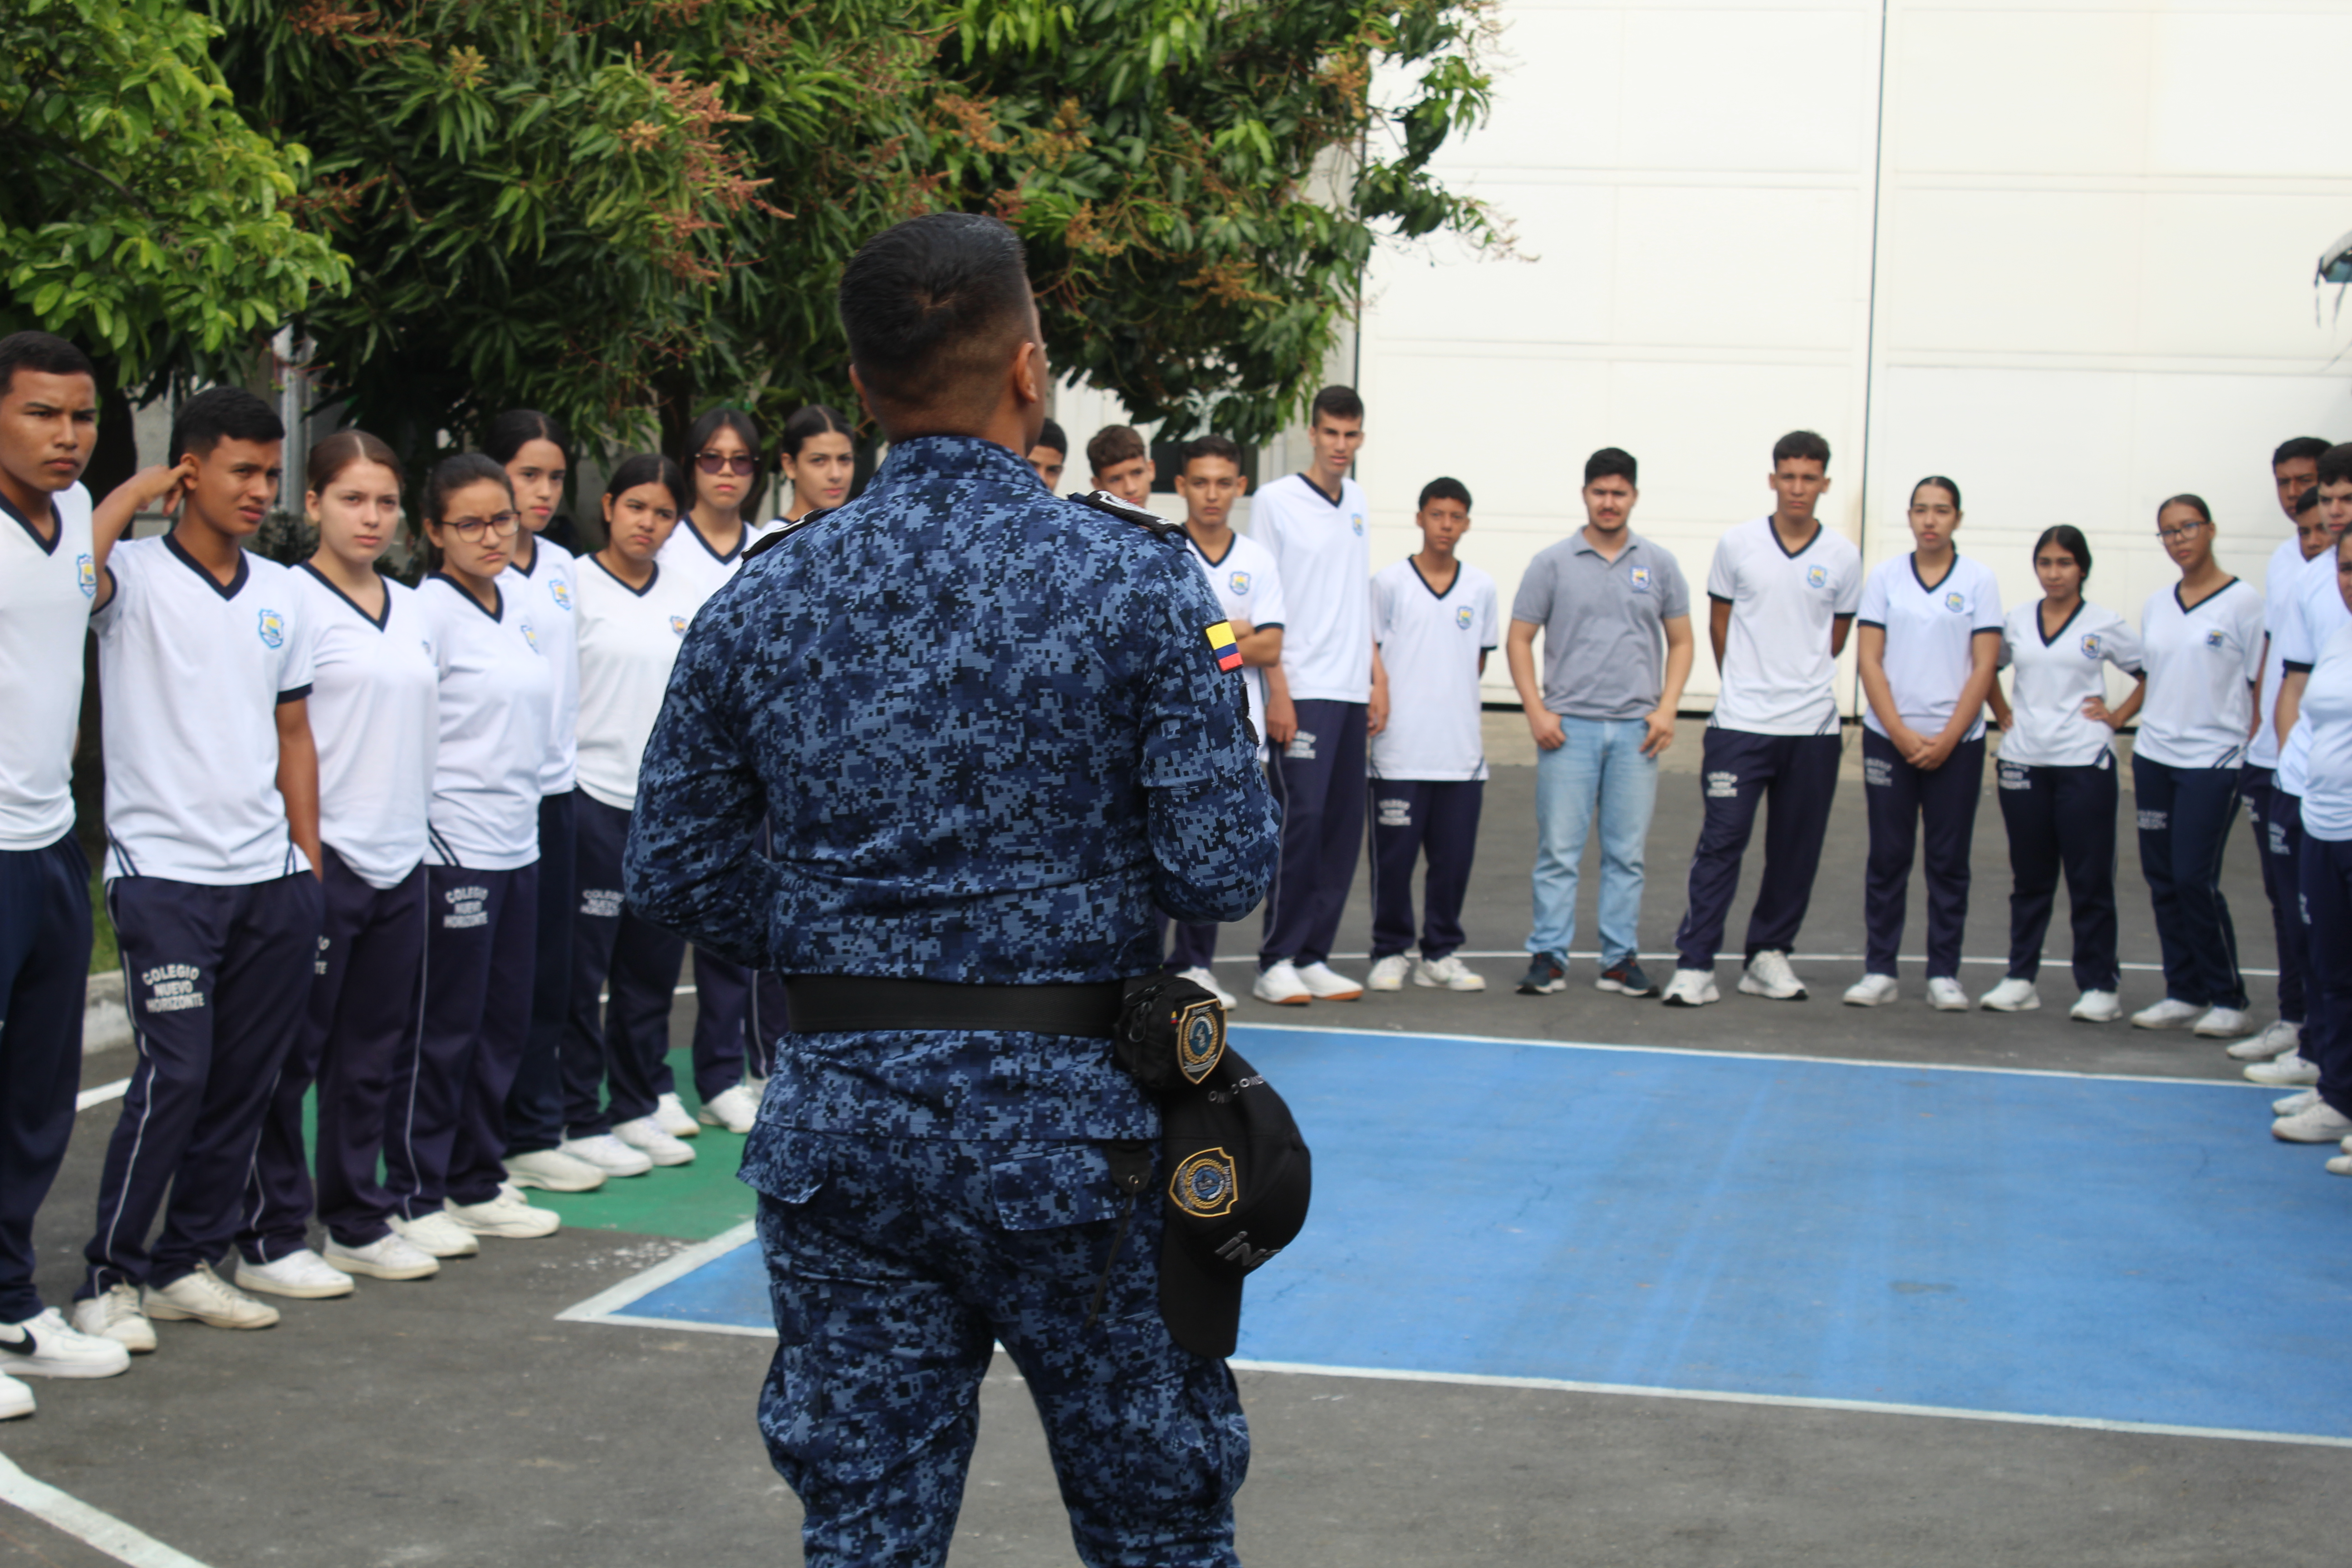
[83,970,132,1056]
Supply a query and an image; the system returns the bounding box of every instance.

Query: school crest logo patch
[75,554,95,598]
[521,621,541,652]
[256,609,285,648]
[1806,565,1828,589]
[1229,570,1251,595]
[1455,605,1475,629]
[1350,513,1365,537]
[550,581,573,611]
[2205,630,2225,650]
[1171,1148,1240,1218]
[2081,633,2102,659]
[1944,592,1965,612]
[1628,565,1651,593]
[669,614,687,636]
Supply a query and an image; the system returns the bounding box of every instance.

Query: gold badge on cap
[1171,1148,1240,1217]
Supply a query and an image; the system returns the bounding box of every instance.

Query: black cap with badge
[1156,1047,1312,1360]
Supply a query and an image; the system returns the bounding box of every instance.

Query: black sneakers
[1515,952,1568,995]
[1597,959,1659,998]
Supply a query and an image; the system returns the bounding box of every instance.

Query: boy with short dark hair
[1366,479,1498,992]
[1027,417,1068,491]
[72,386,326,1350]
[1085,424,1154,508]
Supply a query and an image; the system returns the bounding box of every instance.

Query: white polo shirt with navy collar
[1249,472,1371,704]
[0,481,96,853]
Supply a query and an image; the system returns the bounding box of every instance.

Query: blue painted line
[593,1026,2352,1441]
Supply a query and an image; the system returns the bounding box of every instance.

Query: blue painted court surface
[605,1025,2352,1442]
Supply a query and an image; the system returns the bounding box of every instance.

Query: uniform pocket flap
[987,1146,1123,1232]
[740,1128,829,1206]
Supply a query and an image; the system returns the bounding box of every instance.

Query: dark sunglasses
[696,451,759,476]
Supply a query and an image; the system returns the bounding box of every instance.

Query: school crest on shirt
[1228,570,1251,595]
[550,580,573,611]
[2081,633,2102,660]
[1944,592,1965,613]
[1806,565,1828,589]
[1455,606,1475,630]
[2205,630,2225,649]
[75,554,95,598]
[256,609,285,648]
[668,614,688,636]
[1628,565,1651,593]
[520,620,541,652]
[1350,513,1365,537]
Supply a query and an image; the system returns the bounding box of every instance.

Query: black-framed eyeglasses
[696,452,759,476]
[446,511,521,540]
[2154,522,2209,543]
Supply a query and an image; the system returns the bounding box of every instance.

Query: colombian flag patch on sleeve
[1205,620,1244,672]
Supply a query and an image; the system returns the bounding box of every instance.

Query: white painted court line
[555,1220,757,1327]
[74,1079,128,1113]
[1208,953,2280,978]
[1232,1020,2277,1089]
[1227,1359,2352,1451]
[0,1452,214,1567]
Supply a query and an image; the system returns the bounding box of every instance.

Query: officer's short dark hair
[1418,476,1471,511]
[0,331,96,401]
[1310,385,1362,425]
[838,213,1036,428]
[1772,429,1830,470]
[2275,436,2331,470]
[1180,434,1242,473]
[2318,443,2352,489]
[1035,418,1067,457]
[170,387,285,464]
[1584,448,1637,487]
[1088,425,1147,472]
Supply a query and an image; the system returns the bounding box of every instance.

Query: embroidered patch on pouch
[1172,1147,1240,1217]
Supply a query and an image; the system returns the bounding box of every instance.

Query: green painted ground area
[526,1048,756,1241]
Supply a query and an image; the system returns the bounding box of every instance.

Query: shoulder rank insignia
[1069,489,1183,539]
[745,507,833,561]
[1205,620,1245,672]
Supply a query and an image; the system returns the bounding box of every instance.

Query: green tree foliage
[0,0,349,391]
[200,0,1500,468]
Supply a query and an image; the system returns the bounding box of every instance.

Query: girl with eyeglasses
[1980,525,2144,1023]
[1842,477,2004,1013]
[480,411,612,1196]
[2127,494,2264,1038]
[774,404,855,526]
[385,455,561,1259]
[563,458,712,1168]
[235,431,444,1296]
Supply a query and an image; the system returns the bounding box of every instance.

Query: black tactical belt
[781,975,1126,1038]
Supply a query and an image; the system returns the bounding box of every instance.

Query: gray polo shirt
[1511,531,1690,720]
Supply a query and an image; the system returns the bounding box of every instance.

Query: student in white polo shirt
[235,431,445,1298]
[564,457,709,1169]
[2127,494,2264,1039]
[73,387,326,1350]
[1662,430,1862,1007]
[2229,439,2331,1066]
[1508,447,1693,1000]
[384,455,561,1260]
[0,332,137,1403]
[1366,479,1498,994]
[1842,477,2002,1011]
[484,410,611,1197]
[1252,385,1386,1005]
[2290,530,2352,1167]
[1981,526,2144,1022]
[1162,435,1284,1009]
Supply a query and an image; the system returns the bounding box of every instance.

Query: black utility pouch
[1112,975,1228,1096]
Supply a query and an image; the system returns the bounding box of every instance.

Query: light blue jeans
[1529,716,1658,963]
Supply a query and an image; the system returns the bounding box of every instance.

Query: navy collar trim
[165,529,249,599]
[298,562,390,630]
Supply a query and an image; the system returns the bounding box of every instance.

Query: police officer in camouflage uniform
[623,213,1279,1565]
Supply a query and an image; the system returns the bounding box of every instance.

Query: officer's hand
[1640,706,1676,757]
[1265,692,1298,746]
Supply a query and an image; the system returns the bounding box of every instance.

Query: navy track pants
[1259,699,1367,970]
[1994,755,2121,992]
[1673,728,1842,970]
[2130,755,2246,1011]
[1368,778,1484,961]
[0,835,92,1318]
[1861,730,1984,979]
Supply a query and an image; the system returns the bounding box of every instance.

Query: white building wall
[1350,0,2352,708]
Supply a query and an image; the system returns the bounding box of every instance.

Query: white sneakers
[559,1133,656,1178]
[1924,978,1969,1012]
[2272,1101,2352,1143]
[389,1211,481,1259]
[1366,955,1412,992]
[2070,990,2121,1023]
[1978,977,2040,1012]
[1174,966,1237,1009]
[2226,1020,2302,1063]
[1659,968,1720,1007]
[234,1249,355,1300]
[446,1186,561,1239]
[71,1284,156,1353]
[2191,1005,2251,1039]
[1413,955,1485,991]
[0,1308,132,1379]
[0,1375,29,1419]
[653,1093,701,1140]
[698,1083,764,1134]
[1736,950,1807,1000]
[2275,1087,2321,1117]
[2246,1052,2320,1088]
[144,1263,279,1330]
[615,1116,696,1166]
[1842,974,1898,1008]
[504,1147,608,1192]
[2130,997,2202,1030]
[325,1233,441,1281]
[1252,960,1362,1004]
